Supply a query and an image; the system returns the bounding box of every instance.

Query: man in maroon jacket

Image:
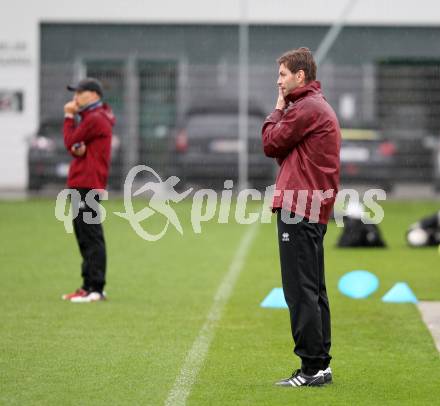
[61,78,116,303]
[262,48,341,387]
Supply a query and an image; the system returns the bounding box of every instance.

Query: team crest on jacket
[282,232,290,242]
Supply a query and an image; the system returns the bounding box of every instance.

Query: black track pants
[277,210,331,374]
[72,188,106,293]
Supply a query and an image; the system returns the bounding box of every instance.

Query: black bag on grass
[337,217,386,248]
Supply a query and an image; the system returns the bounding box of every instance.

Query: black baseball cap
[67,78,103,97]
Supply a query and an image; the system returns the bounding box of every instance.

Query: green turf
[1,199,439,405]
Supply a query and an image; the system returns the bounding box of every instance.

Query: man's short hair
[277,47,317,83]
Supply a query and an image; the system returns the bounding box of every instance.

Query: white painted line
[417,301,440,353]
[164,223,259,406]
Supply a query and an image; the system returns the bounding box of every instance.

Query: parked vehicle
[27,119,122,191]
[432,138,440,191]
[340,128,397,191]
[171,100,276,189]
[393,135,435,186]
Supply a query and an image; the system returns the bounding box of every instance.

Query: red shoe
[62,288,88,301]
[70,291,106,303]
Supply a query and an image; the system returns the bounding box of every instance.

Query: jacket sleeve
[261,105,308,158]
[63,114,102,151]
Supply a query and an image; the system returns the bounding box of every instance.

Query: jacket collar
[286,80,321,104]
[78,100,103,118]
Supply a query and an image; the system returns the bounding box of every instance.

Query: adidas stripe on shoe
[275,369,324,387]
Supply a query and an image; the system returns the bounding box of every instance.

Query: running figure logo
[114,165,192,241]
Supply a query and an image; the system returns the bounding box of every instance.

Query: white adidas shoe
[275,369,325,387]
[321,367,332,384]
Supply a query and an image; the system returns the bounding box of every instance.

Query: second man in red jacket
[62,78,116,303]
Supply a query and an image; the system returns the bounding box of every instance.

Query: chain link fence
[31,59,440,191]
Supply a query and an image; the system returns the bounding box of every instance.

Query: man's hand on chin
[64,100,78,117]
[276,87,287,111]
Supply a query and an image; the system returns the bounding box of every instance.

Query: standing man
[262,48,341,387]
[61,78,116,303]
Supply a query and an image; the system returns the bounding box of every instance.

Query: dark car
[339,128,397,191]
[27,119,122,191]
[392,135,435,186]
[171,100,276,189]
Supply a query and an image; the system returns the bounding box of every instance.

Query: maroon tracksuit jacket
[64,103,116,190]
[262,81,341,224]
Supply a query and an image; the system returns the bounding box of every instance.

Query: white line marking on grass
[164,223,259,406]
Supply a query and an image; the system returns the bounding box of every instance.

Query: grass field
[1,198,440,405]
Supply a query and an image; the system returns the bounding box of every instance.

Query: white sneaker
[70,291,106,303]
[321,367,332,384]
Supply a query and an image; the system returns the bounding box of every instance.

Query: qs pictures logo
[114,165,193,241]
[55,166,387,242]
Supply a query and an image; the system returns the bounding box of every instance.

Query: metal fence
[33,60,440,191]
